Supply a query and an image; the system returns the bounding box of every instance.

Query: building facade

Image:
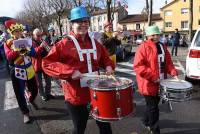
[118,14,163,36]
[161,0,200,34]
[90,6,128,32]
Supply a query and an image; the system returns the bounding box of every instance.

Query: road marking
[175,59,186,74]
[116,62,136,76]
[117,62,133,68]
[116,67,136,76]
[4,81,18,110]
[51,81,64,96]
[117,60,186,75]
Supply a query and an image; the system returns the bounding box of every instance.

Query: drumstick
[110,75,121,85]
[82,74,108,78]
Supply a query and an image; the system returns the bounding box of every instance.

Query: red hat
[4,19,23,34]
[103,21,112,28]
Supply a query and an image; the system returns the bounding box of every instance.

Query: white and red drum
[87,77,135,122]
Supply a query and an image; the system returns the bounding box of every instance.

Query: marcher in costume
[45,26,59,47]
[101,21,120,64]
[4,19,38,124]
[133,25,178,134]
[42,6,115,134]
[32,28,52,101]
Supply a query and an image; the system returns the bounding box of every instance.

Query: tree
[145,0,153,26]
[16,0,53,32]
[189,0,193,42]
[47,0,72,36]
[148,0,153,26]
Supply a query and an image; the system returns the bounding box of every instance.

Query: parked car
[185,28,200,83]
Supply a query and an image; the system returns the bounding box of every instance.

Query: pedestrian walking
[171,28,180,56]
[133,25,178,134]
[32,28,53,101]
[42,6,115,134]
[4,19,38,123]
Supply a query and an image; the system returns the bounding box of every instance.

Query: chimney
[165,0,168,4]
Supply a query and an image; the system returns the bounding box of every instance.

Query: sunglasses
[73,19,89,24]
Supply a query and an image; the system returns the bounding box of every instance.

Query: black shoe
[47,94,55,99]
[141,122,150,131]
[30,102,39,110]
[41,96,48,101]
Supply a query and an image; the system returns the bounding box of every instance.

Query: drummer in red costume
[133,25,178,134]
[42,6,115,134]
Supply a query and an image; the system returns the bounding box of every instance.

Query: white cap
[33,28,41,35]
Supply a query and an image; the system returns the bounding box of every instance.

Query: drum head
[87,77,133,91]
[160,79,192,91]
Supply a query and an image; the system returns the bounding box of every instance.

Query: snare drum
[160,79,193,102]
[87,77,135,122]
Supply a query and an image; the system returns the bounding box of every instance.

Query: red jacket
[42,32,115,105]
[133,40,178,96]
[32,39,44,72]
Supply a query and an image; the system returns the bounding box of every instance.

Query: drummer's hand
[174,76,179,80]
[71,70,83,80]
[105,66,114,75]
[154,79,160,83]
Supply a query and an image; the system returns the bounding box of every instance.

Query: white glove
[105,66,114,75]
[174,76,179,81]
[71,70,83,80]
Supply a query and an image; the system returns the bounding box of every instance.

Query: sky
[0,0,172,18]
[126,0,172,14]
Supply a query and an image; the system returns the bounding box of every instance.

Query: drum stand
[160,87,173,112]
[161,96,173,112]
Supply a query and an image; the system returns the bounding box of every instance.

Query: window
[199,6,200,12]
[165,22,172,27]
[93,26,96,31]
[183,0,186,2]
[165,10,172,16]
[181,21,188,29]
[99,26,102,31]
[136,24,140,30]
[194,32,200,46]
[152,22,156,25]
[181,8,188,14]
[98,16,102,22]
[198,20,200,25]
[123,25,127,31]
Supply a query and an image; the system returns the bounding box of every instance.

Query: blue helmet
[70,6,90,21]
[48,26,54,32]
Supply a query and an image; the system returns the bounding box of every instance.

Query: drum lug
[93,107,99,116]
[116,91,120,100]
[93,91,97,100]
[117,108,121,118]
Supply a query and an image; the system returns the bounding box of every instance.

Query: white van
[186,28,200,81]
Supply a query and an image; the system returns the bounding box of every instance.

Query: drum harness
[66,35,98,87]
[157,43,173,110]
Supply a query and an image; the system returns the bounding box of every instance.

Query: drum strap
[157,43,165,79]
[67,35,97,73]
